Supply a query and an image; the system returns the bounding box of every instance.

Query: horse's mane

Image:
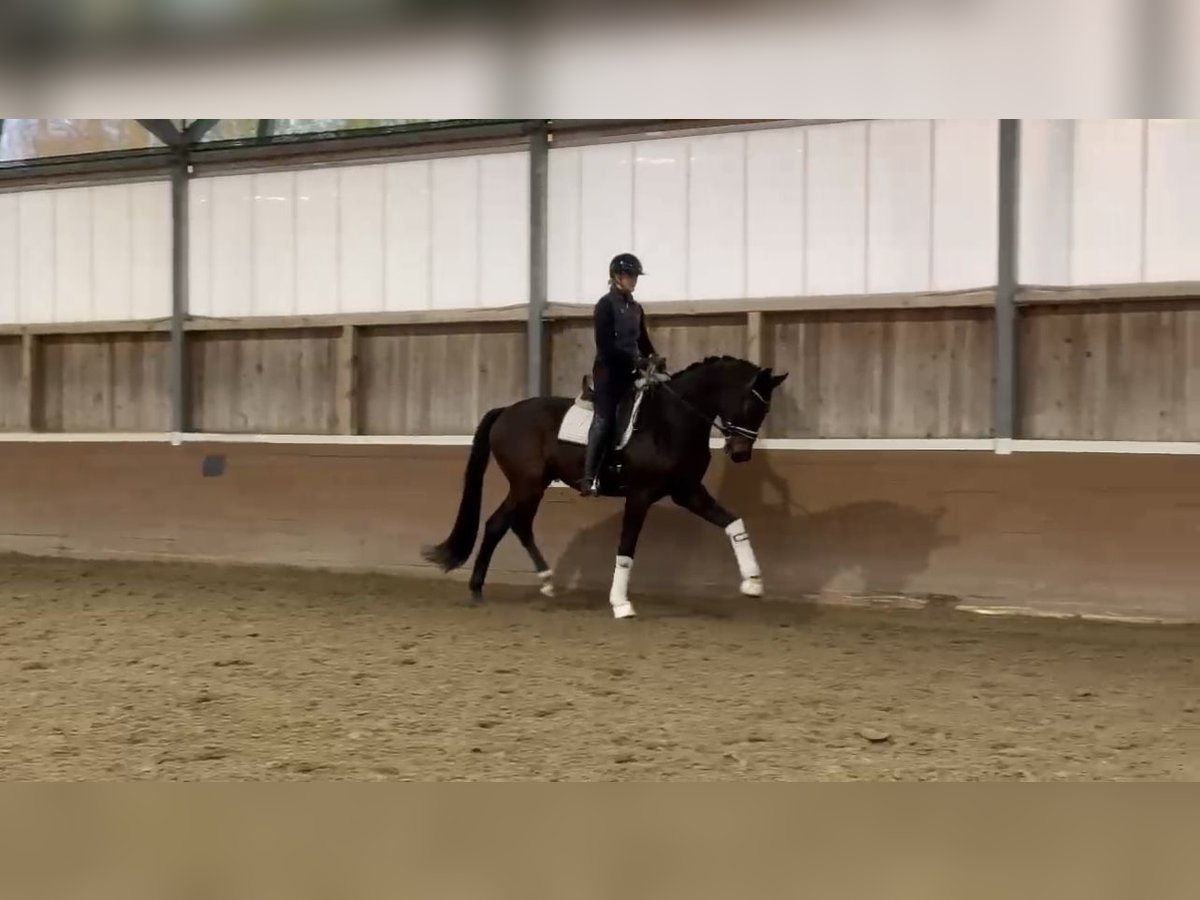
[670,354,753,379]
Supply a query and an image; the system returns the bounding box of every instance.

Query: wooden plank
[6,284,1200,344]
[335,325,360,435]
[547,289,996,319]
[359,323,526,435]
[746,311,764,366]
[36,334,170,432]
[0,338,25,431]
[547,320,594,400]
[20,333,37,431]
[183,306,528,333]
[648,315,748,373]
[1020,300,1200,440]
[189,329,339,434]
[547,314,749,401]
[0,319,171,337]
[1019,281,1200,306]
[0,307,526,338]
[768,308,994,438]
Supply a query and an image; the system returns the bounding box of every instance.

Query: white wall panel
[17,192,55,324]
[579,143,633,300]
[867,120,933,293]
[1018,119,1074,285]
[190,150,529,317]
[209,175,254,318]
[430,156,479,310]
[189,179,214,316]
[0,182,170,324]
[746,127,805,298]
[53,188,94,322]
[633,137,688,302]
[932,120,998,290]
[338,166,386,314]
[1020,118,1200,286]
[294,169,340,315]
[249,172,297,318]
[128,183,171,321]
[92,183,132,321]
[383,160,432,311]
[556,120,996,304]
[1144,119,1200,282]
[547,147,582,304]
[478,152,529,307]
[806,121,868,295]
[688,132,746,301]
[0,194,18,323]
[1070,119,1144,285]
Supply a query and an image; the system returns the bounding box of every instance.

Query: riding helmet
[609,252,645,278]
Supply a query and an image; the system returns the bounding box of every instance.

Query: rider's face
[616,272,638,293]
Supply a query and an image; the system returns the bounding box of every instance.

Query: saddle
[557,375,645,452]
[557,365,670,454]
[578,375,595,407]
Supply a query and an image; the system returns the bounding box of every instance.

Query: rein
[650,375,765,441]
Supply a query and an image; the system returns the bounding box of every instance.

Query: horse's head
[716,365,789,463]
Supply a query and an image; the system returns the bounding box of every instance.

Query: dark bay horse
[421,355,788,619]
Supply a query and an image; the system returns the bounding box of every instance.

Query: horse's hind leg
[468,494,517,602]
[509,488,554,597]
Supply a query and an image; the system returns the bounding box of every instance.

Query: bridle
[714,387,769,441]
[650,374,767,442]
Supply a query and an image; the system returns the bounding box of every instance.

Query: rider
[579,252,659,496]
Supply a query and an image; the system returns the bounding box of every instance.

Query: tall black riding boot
[579,416,608,496]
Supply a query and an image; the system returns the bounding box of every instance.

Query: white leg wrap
[609,555,636,619]
[725,519,764,597]
[538,569,555,597]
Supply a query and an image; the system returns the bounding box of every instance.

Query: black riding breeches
[588,368,631,450]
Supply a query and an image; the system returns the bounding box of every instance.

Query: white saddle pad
[557,389,645,451]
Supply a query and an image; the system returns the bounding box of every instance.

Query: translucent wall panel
[549,121,998,304]
[0,182,171,324]
[1019,118,1200,286]
[189,151,530,316]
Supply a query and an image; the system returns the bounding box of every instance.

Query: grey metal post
[139,120,219,435]
[994,119,1021,445]
[169,148,190,435]
[137,120,192,436]
[527,121,549,396]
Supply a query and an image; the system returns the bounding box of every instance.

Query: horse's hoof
[538,571,556,598]
[611,600,636,620]
[740,577,764,598]
[469,589,484,605]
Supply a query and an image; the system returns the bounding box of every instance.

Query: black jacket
[593,288,655,377]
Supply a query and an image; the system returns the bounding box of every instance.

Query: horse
[420,355,789,619]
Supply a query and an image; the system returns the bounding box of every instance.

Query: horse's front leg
[671,483,763,598]
[609,492,652,619]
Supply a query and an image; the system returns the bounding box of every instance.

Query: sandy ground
[0,554,1196,781]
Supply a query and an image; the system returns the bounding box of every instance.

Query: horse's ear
[770,371,789,389]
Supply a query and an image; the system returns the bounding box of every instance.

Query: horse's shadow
[546,454,955,617]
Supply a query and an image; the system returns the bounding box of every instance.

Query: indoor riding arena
[0,118,1198,781]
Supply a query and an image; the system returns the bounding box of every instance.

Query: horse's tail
[421,405,505,572]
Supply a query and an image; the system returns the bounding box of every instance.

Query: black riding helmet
[609,252,645,279]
